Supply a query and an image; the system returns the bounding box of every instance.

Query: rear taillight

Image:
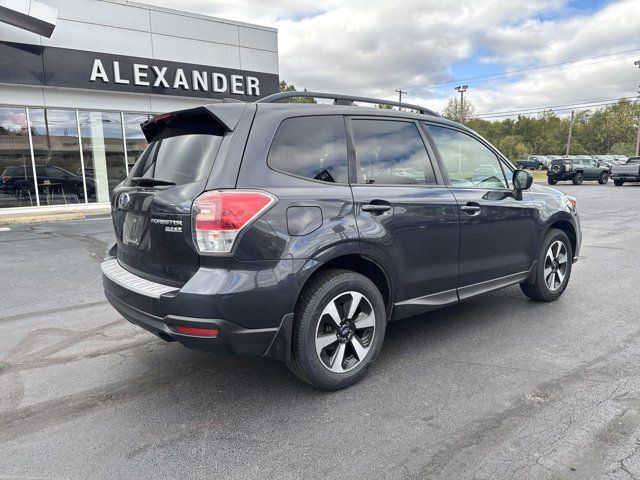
[1,175,10,184]
[192,190,276,254]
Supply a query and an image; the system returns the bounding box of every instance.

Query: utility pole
[566,110,574,157]
[395,88,407,104]
[635,60,640,156]
[455,85,468,123]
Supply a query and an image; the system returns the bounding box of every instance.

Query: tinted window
[427,125,509,189]
[352,119,435,185]
[268,116,348,183]
[45,167,67,178]
[131,134,223,186]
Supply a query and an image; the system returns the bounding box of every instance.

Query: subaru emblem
[118,192,130,209]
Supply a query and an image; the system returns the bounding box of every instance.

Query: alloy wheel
[544,240,568,291]
[315,291,375,373]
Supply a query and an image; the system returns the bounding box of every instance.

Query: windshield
[627,157,640,164]
[129,133,223,186]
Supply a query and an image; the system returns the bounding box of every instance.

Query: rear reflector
[192,190,275,254]
[175,325,219,337]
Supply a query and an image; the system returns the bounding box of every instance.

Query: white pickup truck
[611,157,640,186]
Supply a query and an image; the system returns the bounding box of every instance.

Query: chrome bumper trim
[101,258,178,298]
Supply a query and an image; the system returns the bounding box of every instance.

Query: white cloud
[140,0,640,118]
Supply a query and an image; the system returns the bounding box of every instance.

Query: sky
[139,0,640,118]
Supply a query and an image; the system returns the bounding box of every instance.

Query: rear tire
[287,269,386,390]
[572,172,583,185]
[547,178,557,185]
[520,229,573,302]
[598,172,609,184]
[614,179,624,186]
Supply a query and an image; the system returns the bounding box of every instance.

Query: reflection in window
[352,120,435,185]
[79,111,127,202]
[124,113,152,172]
[0,107,32,208]
[427,125,508,189]
[267,116,348,183]
[30,109,85,205]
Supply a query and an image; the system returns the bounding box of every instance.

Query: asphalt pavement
[1,182,639,480]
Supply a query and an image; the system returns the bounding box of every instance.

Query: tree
[442,97,476,123]
[376,104,393,109]
[278,81,315,103]
[495,135,528,163]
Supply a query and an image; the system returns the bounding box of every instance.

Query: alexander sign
[0,40,279,101]
[89,59,262,97]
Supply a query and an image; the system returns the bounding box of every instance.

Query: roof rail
[256,91,439,116]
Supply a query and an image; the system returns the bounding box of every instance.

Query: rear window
[130,133,223,186]
[267,116,348,183]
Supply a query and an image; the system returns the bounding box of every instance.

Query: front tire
[520,229,573,302]
[547,178,557,185]
[288,269,386,390]
[572,172,584,185]
[614,179,624,186]
[598,172,609,184]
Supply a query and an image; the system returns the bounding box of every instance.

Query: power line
[476,96,637,118]
[411,48,640,91]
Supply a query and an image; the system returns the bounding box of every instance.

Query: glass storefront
[0,106,151,209]
[0,107,32,208]
[30,109,83,205]
[124,113,153,172]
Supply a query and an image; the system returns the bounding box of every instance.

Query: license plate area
[123,212,146,247]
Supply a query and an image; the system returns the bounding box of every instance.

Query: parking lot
[1,182,639,480]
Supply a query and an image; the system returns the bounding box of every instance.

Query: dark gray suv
[102,92,582,390]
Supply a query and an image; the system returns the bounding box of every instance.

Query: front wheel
[613,179,624,186]
[572,172,584,185]
[520,229,573,302]
[288,269,386,390]
[547,178,557,185]
[598,172,609,184]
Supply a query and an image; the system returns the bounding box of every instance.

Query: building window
[1,106,150,209]
[30,109,85,205]
[0,107,32,208]
[78,111,127,203]
[124,113,152,172]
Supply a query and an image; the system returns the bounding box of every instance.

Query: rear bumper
[547,173,573,181]
[611,174,640,181]
[102,257,295,360]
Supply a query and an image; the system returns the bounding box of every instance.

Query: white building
[0,0,279,210]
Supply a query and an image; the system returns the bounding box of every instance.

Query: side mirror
[512,169,533,199]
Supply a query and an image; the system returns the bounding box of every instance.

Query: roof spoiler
[141,103,247,142]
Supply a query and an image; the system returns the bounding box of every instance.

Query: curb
[0,209,110,226]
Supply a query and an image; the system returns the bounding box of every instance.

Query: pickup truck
[611,157,640,186]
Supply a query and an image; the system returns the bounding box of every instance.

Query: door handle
[362,203,391,214]
[460,203,481,215]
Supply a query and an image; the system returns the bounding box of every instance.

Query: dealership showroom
[0,0,278,210]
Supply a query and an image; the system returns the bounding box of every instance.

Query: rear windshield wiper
[130,177,176,187]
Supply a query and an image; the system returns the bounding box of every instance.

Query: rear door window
[351,119,436,185]
[131,133,223,186]
[267,115,348,183]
